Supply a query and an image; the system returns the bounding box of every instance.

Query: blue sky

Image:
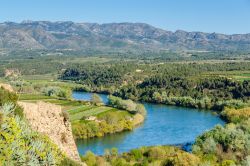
[0,0,250,34]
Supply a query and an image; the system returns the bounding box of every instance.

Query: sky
[0,0,250,34]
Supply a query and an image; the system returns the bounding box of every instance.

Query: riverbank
[78,93,250,165]
[17,91,146,140]
[73,91,224,156]
[73,89,250,116]
[69,104,146,140]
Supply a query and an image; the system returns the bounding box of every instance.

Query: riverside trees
[108,95,146,116]
[62,62,250,111]
[91,94,103,105]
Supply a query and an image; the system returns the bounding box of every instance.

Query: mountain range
[0,21,250,51]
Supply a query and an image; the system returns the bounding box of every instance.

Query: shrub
[81,151,97,166]
[221,160,236,166]
[59,157,81,166]
[135,104,147,117]
[0,103,65,165]
[202,137,217,154]
[42,86,70,99]
[193,121,250,164]
[60,110,70,122]
[131,149,143,161]
[0,88,18,106]
[148,147,166,159]
[108,95,146,115]
[221,107,250,123]
[0,113,2,125]
[91,94,103,105]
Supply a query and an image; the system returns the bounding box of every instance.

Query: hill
[0,21,250,51]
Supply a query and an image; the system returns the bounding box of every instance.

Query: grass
[202,70,250,81]
[18,92,128,122]
[19,94,55,100]
[69,106,113,121]
[68,105,98,114]
[21,74,57,81]
[97,108,132,119]
[11,76,133,127]
[18,93,88,110]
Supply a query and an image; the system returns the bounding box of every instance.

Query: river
[72,91,225,155]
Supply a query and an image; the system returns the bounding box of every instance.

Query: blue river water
[72,91,225,155]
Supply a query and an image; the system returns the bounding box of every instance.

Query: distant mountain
[0,21,250,51]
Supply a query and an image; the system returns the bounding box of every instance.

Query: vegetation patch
[0,89,80,165]
[69,96,146,139]
[81,146,200,166]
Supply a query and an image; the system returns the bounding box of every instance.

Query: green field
[19,94,56,100]
[18,93,87,110]
[18,93,130,122]
[69,106,114,121]
[203,71,250,81]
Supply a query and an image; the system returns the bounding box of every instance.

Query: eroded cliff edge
[18,101,81,162]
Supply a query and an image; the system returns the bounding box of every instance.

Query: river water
[72,91,225,155]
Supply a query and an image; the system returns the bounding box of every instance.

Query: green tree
[91,94,103,106]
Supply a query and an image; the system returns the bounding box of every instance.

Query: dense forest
[62,62,250,111]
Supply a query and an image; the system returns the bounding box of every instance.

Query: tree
[152,92,162,103]
[91,94,103,105]
[81,151,97,166]
[135,104,147,117]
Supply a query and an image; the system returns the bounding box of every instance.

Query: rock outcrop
[18,101,81,162]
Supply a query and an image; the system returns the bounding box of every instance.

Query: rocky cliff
[18,101,81,162]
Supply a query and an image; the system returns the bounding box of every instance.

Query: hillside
[0,21,250,51]
[0,86,84,165]
[18,101,81,162]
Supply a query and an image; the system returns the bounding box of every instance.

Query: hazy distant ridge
[0,21,250,51]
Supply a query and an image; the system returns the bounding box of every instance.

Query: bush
[130,149,143,161]
[108,95,146,115]
[0,113,2,125]
[60,110,70,122]
[0,103,65,165]
[81,151,97,166]
[0,88,18,106]
[193,121,250,164]
[82,146,200,166]
[221,107,250,123]
[91,94,103,105]
[42,86,70,99]
[136,104,147,117]
[59,157,82,166]
[148,147,166,159]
